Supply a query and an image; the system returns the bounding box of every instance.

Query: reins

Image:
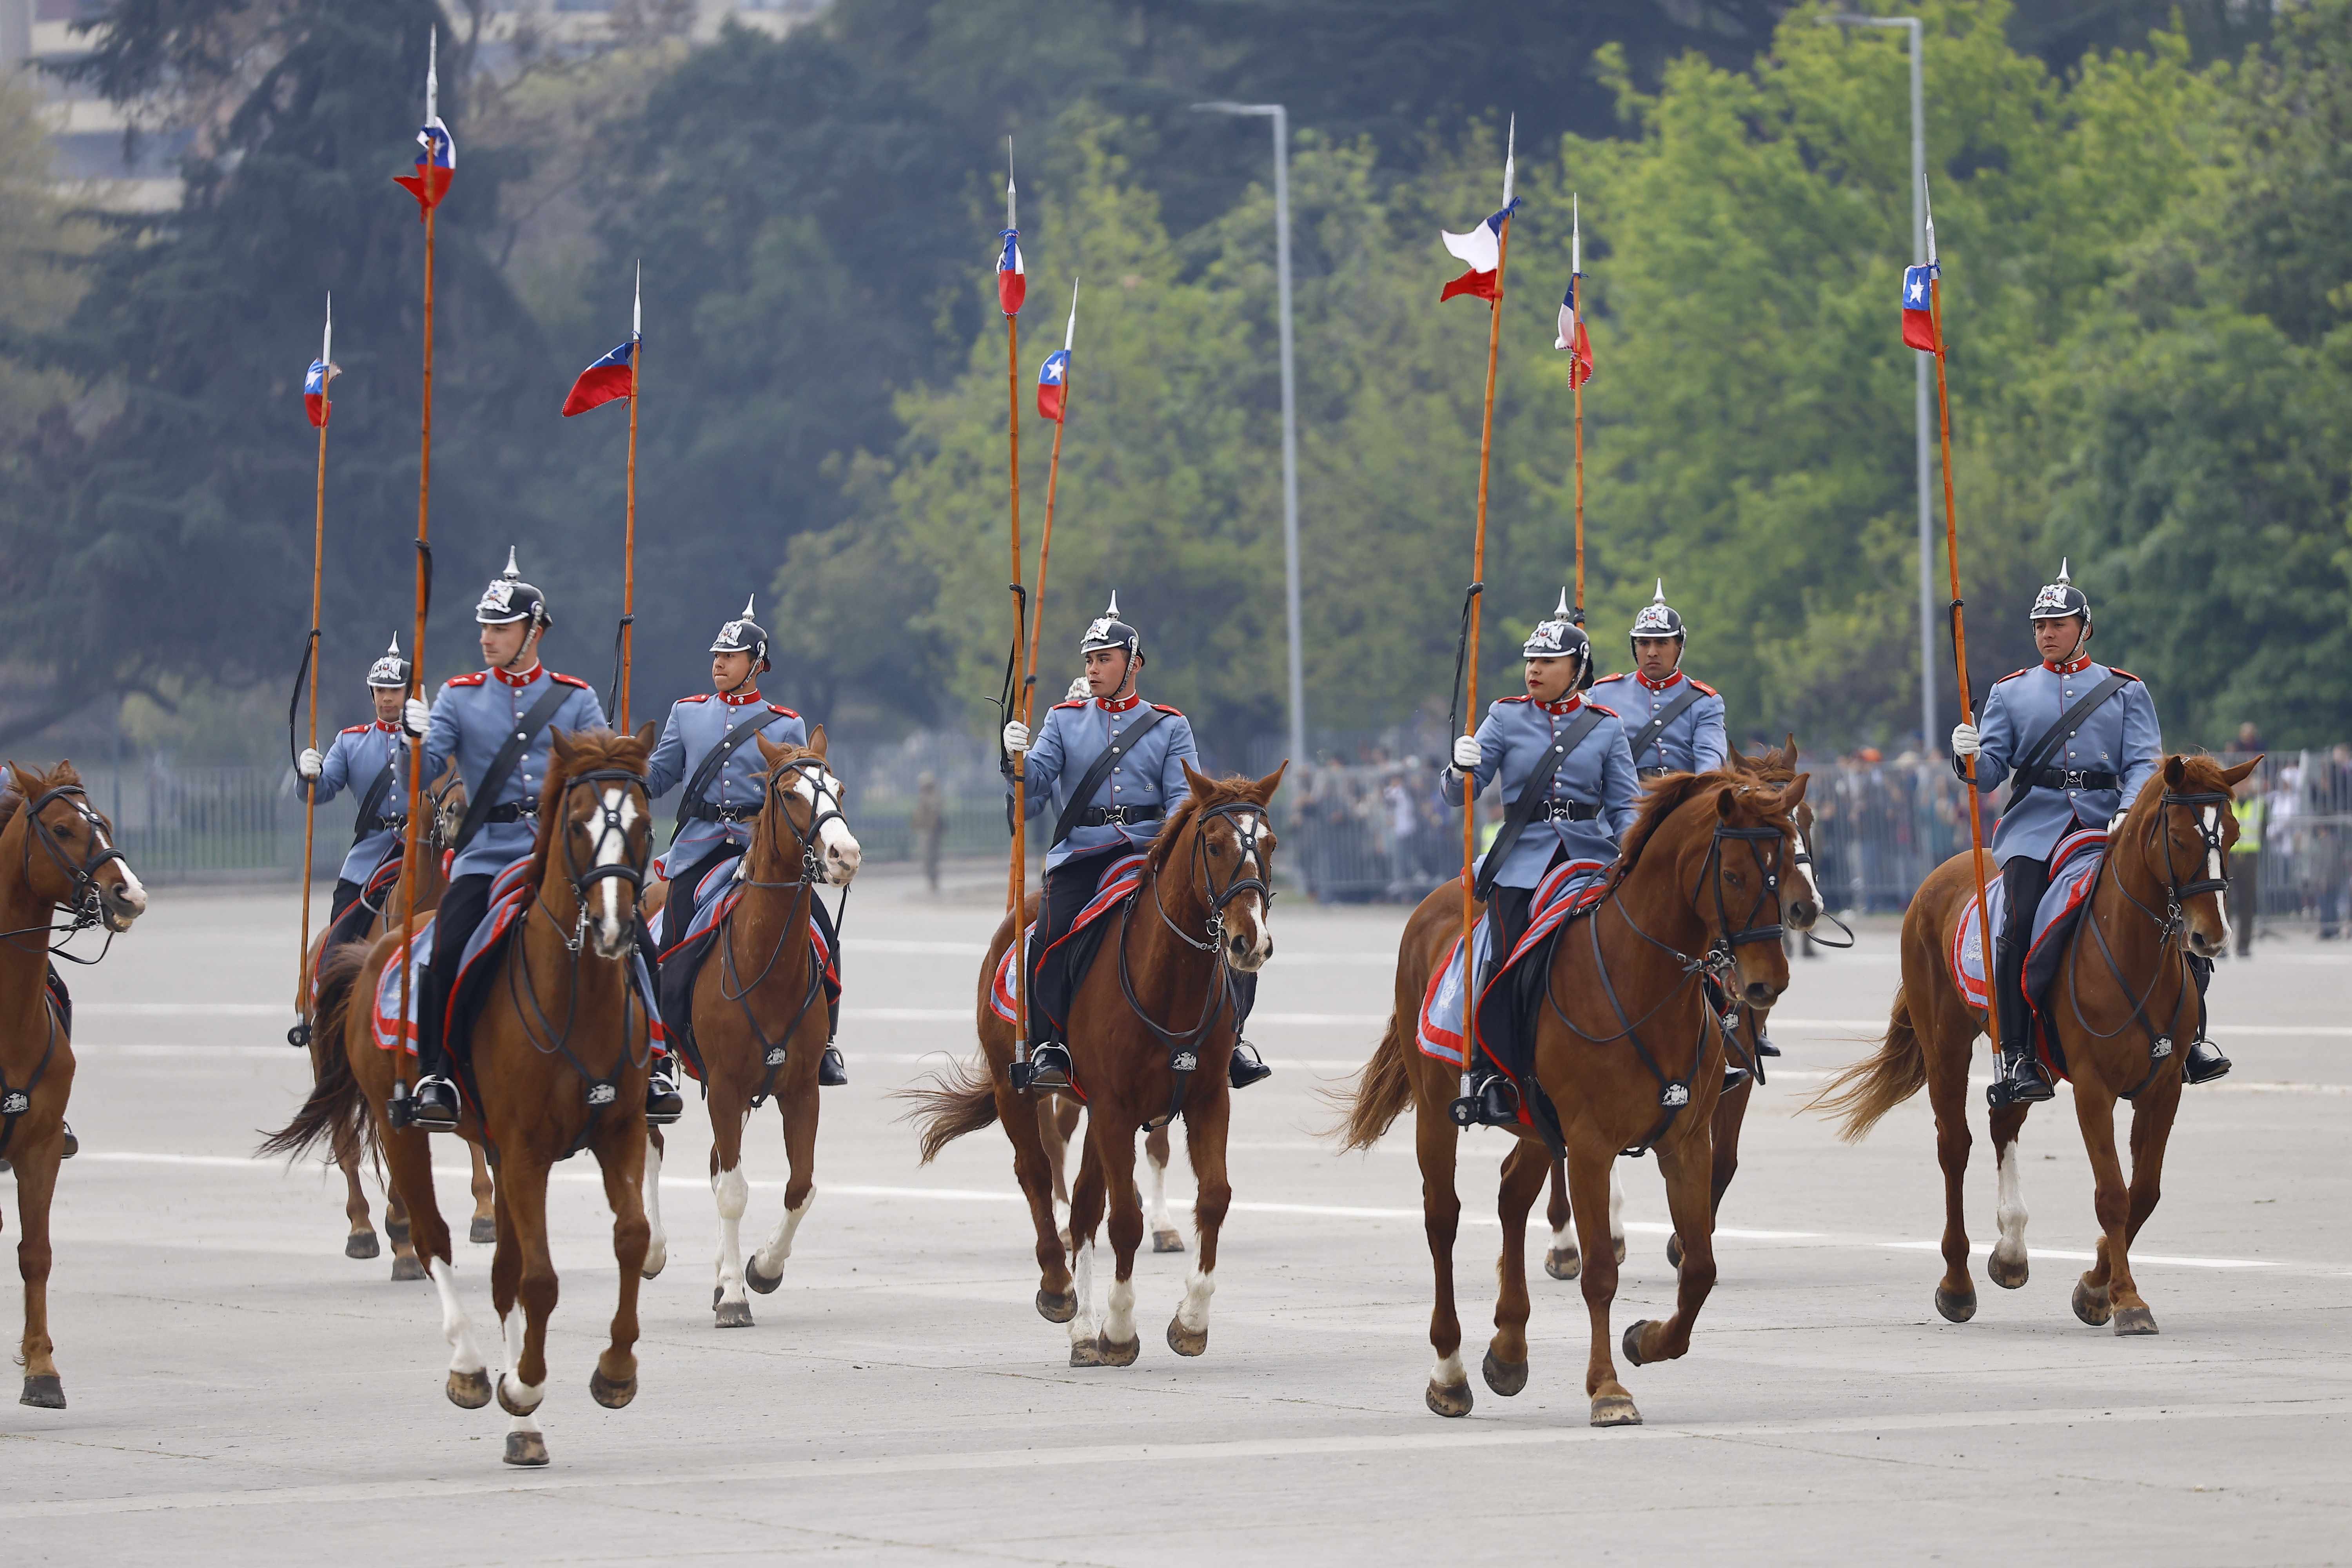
[717,754,848,1109]
[0,784,128,963]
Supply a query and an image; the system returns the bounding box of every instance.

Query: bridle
[2063,786,2230,1094]
[2,784,130,962]
[1117,798,1273,1129]
[720,753,849,1108]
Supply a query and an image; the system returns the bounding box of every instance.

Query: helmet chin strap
[503,626,543,673]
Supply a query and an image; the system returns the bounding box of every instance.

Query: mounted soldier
[1588,581,1727,779]
[399,550,682,1130]
[1951,560,2231,1107]
[646,597,846,1087]
[1001,593,1271,1094]
[1440,593,1643,1125]
[296,636,414,927]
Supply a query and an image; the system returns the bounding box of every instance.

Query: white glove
[1950,721,1980,758]
[403,697,430,738]
[296,748,323,780]
[1452,733,1483,770]
[1002,720,1031,756]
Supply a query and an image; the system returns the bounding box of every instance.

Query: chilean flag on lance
[1036,279,1078,422]
[1439,115,1517,303]
[392,30,456,217]
[563,267,641,417]
[303,294,336,428]
[996,149,1026,317]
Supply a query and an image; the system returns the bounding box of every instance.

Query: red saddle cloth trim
[988,853,1149,1025]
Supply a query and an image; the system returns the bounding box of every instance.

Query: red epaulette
[1498,693,1532,705]
[768,704,800,718]
[1993,668,2031,686]
[339,722,371,736]
[1587,702,1620,719]
[1595,672,1630,684]
[677,693,710,705]
[447,672,487,688]
[1052,697,1088,711]
[549,672,592,690]
[1686,678,1720,697]
[2107,667,2141,682]
[1151,702,1183,716]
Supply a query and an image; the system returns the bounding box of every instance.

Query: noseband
[544,767,653,955]
[723,754,850,1109]
[4,785,130,960]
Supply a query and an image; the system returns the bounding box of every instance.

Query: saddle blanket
[1949,827,2106,1013]
[652,857,839,1081]
[988,852,1148,1025]
[372,857,664,1058]
[1416,859,1609,1069]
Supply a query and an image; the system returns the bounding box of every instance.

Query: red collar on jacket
[1537,695,1582,716]
[492,661,543,688]
[2044,654,2093,675]
[1636,668,1684,692]
[373,719,399,733]
[719,686,764,707]
[1096,693,1143,713]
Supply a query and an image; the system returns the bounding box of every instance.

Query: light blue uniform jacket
[643,690,806,877]
[1010,696,1199,872]
[309,720,406,886]
[1963,657,2161,865]
[1587,670,1728,776]
[1440,695,1640,889]
[421,664,608,882]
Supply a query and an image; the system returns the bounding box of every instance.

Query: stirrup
[1985,1054,2055,1108]
[1721,1063,1750,1094]
[60,1122,77,1160]
[1228,1039,1272,1089]
[646,1066,684,1125]
[409,1074,462,1131]
[1026,1042,1073,1091]
[818,1045,848,1087]
[2183,1037,2232,1085]
[1449,1071,1519,1129]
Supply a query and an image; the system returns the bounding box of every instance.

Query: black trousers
[664,841,743,953]
[1473,847,1569,1081]
[416,872,495,1077]
[329,878,365,926]
[1027,844,1129,1051]
[1995,855,2051,1063]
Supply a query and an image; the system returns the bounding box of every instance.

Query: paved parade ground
[5,864,2348,1565]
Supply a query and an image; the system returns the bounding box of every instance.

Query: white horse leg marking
[1105,1272,1136,1348]
[640,1137,668,1278]
[1431,1349,1466,1391]
[427,1257,485,1377]
[1549,1221,1575,1258]
[1608,1161,1626,1253]
[1144,1144,1179,1242]
[1176,1267,1215,1334]
[1068,1240,1098,1350]
[497,1307,544,1415]
[751,1186,815,1280]
[1993,1138,2029,1273]
[712,1163,750,1308]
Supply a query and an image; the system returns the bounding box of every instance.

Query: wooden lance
[1021,279,1080,731]
[294,294,335,1025]
[998,143,1033,1074]
[621,262,641,727]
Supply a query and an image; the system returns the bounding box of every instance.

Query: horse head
[1626,770,1806,1012]
[539,725,657,961]
[425,770,468,853]
[1171,760,1288,974]
[755,727,861,887]
[2119,753,2259,960]
[1726,734,1822,934]
[3,760,146,933]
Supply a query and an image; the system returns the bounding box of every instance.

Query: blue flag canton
[304,359,330,396]
[1038,349,1070,386]
[1902,263,1939,309]
[586,339,634,371]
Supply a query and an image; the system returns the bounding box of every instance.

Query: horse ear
[1181,757,1211,798]
[1776,772,1811,812]
[550,727,574,764]
[1250,760,1289,804]
[1717,785,1739,819]
[2222,755,2263,788]
[2164,754,2187,788]
[756,733,787,768]
[633,720,658,753]
[807,724,828,759]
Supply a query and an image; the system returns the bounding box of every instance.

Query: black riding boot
[647,1058,684,1123]
[819,1044,848,1086]
[1227,972,1270,1087]
[1987,944,2054,1107]
[1027,1040,1074,1090]
[1450,1064,1521,1129]
[404,873,490,1132]
[2183,954,2231,1083]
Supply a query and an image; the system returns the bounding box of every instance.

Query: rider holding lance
[399,551,682,1130]
[644,597,846,1087]
[1951,561,2231,1106]
[297,636,414,927]
[1001,594,1272,1094]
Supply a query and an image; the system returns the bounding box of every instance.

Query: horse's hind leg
[1416,1099,1472,1417]
[1925,1007,1979,1324]
[1543,1157,1579,1279]
[1144,1123,1185,1253]
[640,1125,668,1280]
[330,1109,379,1260]
[1484,1140,1548,1396]
[1063,1132,1109,1365]
[1168,1086,1232,1359]
[1987,1102,2032,1290]
[998,1076,1073,1324]
[384,1184,426,1282]
[592,1119,650,1404]
[1624,1126,1720,1370]
[1088,1110,1145,1368]
[1040,1098,1078,1252]
[382,1123,488,1407]
[487,1163,544,1465]
[13,1134,65,1407]
[1567,1136,1639,1426]
[746,1086,817,1295]
[468,1142,497,1246]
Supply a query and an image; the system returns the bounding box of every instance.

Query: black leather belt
[2024,767,2118,792]
[1637,766,1672,780]
[359,813,407,834]
[1078,805,1162,828]
[1537,799,1601,822]
[685,802,761,823]
[484,800,539,825]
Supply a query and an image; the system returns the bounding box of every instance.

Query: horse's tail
[1326,1009,1415,1152]
[1805,984,1927,1142]
[258,943,374,1165]
[898,1054,1000,1165]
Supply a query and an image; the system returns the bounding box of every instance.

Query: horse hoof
[2112,1305,2160,1337]
[19,1374,64,1409]
[496,1376,543,1417]
[2072,1279,2113,1327]
[1069,1337,1106,1368]
[1096,1333,1141,1368]
[1544,1246,1581,1281]
[1152,1229,1186,1254]
[1666,1234,1684,1271]
[446,1368,492,1410]
[744,1258,782,1295]
[503,1430,550,1467]
[639,1248,666,1281]
[714,1297,755,1329]
[1167,1316,1208,1357]
[345,1230,381,1260]
[1988,1251,2029,1290]
[390,1254,428,1283]
[1934,1283,1978,1323]
[1612,1236,1627,1267]
[1621,1320,1652,1368]
[1590,1392,1643,1428]
[470,1216,496,1245]
[1481,1348,1528,1397]
[1425,1378,1474,1418]
[1036,1289,1077,1324]
[590,1367,638,1408]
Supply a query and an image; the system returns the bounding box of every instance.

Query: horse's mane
[1148,772,1264,875]
[1607,766,1747,889]
[524,730,650,902]
[750,740,826,861]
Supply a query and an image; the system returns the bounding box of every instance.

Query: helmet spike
[740,594,756,619]
[385,633,401,656]
[1553,587,1571,619]
[1106,590,1120,617]
[2057,556,2071,585]
[1653,578,1666,604]
[502,546,520,580]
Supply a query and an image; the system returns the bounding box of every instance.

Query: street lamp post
[1193,101,1306,773]
[1825,13,1933,754]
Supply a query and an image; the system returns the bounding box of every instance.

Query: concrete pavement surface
[4,864,2348,1565]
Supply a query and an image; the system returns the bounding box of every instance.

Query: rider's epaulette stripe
[2107,668,2141,682]
[1052,698,1088,711]
[1597,673,1630,684]
[1150,703,1183,716]
[1586,702,1620,718]
[677,693,711,705]
[446,672,488,688]
[339,723,372,735]
[1993,668,2031,686]
[768,704,800,718]
[549,672,592,690]
[1498,694,1531,704]
[1687,679,1720,697]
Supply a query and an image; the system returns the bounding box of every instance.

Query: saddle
[987,851,1149,1033]
[1950,827,2107,1081]
[1414,858,1609,1072]
[650,858,838,1082]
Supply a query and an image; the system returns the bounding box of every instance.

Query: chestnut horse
[1813,753,2256,1336]
[0,761,148,1409]
[907,763,1286,1366]
[292,772,496,1275]
[641,731,861,1326]
[1335,768,1806,1425]
[266,726,659,1466]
